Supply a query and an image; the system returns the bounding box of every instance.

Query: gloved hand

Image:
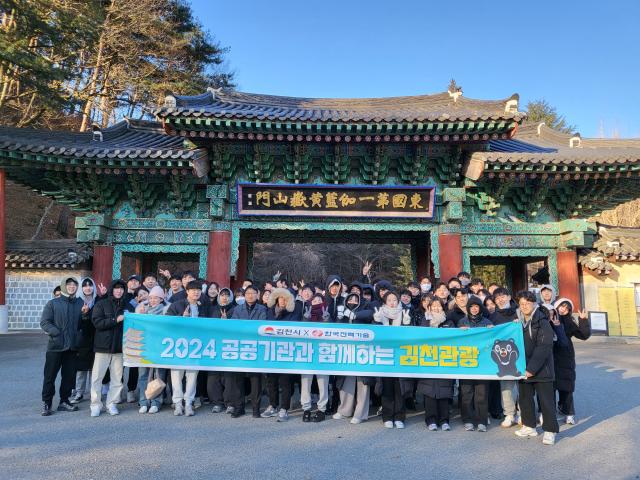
[337,305,345,319]
[343,308,356,322]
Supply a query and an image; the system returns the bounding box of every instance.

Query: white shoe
[394,421,405,429]
[90,405,100,417]
[441,423,451,431]
[332,412,345,420]
[260,405,278,418]
[464,423,475,431]
[501,415,515,428]
[107,404,119,416]
[174,404,184,416]
[148,406,159,414]
[185,403,195,416]
[277,409,289,422]
[350,417,363,425]
[127,391,137,403]
[138,405,148,414]
[565,415,576,425]
[384,421,394,429]
[538,413,543,426]
[515,426,538,438]
[427,423,438,431]
[477,424,487,432]
[542,431,556,445]
[194,397,202,409]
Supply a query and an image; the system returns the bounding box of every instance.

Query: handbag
[144,368,166,400]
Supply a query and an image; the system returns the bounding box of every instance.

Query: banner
[123,313,526,380]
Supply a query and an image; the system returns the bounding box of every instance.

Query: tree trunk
[56,205,71,237]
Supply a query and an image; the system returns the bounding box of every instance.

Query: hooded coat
[340,292,374,324]
[92,280,128,354]
[211,288,236,318]
[40,277,84,352]
[324,275,344,322]
[490,300,518,325]
[458,296,493,328]
[552,298,591,392]
[415,314,456,399]
[518,305,555,383]
[76,277,99,369]
[539,284,557,310]
[267,288,301,321]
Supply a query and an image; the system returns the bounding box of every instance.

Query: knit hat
[149,286,165,300]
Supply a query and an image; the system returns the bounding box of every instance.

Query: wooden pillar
[141,256,153,276]
[207,230,231,286]
[438,233,462,283]
[92,245,114,287]
[557,250,581,310]
[231,243,248,290]
[0,170,6,333]
[415,241,430,281]
[511,258,527,294]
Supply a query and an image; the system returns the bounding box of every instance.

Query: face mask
[420,283,431,293]
[236,297,245,305]
[460,278,471,287]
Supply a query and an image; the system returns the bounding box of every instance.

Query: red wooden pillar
[511,258,527,294]
[438,233,462,283]
[207,230,231,287]
[415,241,430,281]
[557,250,581,310]
[231,243,248,290]
[0,170,6,333]
[92,245,114,287]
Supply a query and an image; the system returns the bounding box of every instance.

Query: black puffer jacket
[40,277,84,352]
[415,316,456,399]
[92,280,128,354]
[324,275,343,322]
[521,306,555,383]
[553,298,591,392]
[490,302,518,325]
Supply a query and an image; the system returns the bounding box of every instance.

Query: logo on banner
[258,325,374,341]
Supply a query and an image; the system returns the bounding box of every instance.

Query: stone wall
[6,269,91,330]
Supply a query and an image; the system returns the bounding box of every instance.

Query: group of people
[40,266,591,446]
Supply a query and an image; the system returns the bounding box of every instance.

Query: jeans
[137,367,167,408]
[301,374,329,412]
[74,370,91,397]
[170,370,198,406]
[90,352,123,409]
[42,350,77,405]
[266,373,292,411]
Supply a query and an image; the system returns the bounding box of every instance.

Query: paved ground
[1,333,639,480]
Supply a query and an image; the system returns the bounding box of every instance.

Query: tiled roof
[0,119,207,162]
[470,123,640,167]
[157,87,523,123]
[592,224,640,260]
[5,240,92,269]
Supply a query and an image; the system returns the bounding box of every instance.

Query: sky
[190,0,640,138]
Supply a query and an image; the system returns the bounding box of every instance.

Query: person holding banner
[458,296,494,432]
[229,285,267,418]
[414,295,456,431]
[166,280,212,417]
[261,288,300,422]
[514,290,559,446]
[208,287,236,413]
[373,291,412,429]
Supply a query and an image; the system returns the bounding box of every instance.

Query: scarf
[379,304,404,326]
[274,305,285,318]
[147,303,165,315]
[429,311,446,328]
[310,303,325,322]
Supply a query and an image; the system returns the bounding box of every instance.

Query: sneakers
[277,409,289,422]
[441,423,451,431]
[542,431,556,445]
[211,405,224,414]
[302,410,312,422]
[565,415,576,425]
[394,421,405,429]
[69,393,83,404]
[332,412,345,420]
[185,403,195,416]
[193,397,202,409]
[311,410,326,423]
[427,423,438,431]
[148,406,159,414]
[515,426,538,438]
[350,417,363,425]
[126,391,137,403]
[501,415,515,428]
[464,423,475,431]
[384,420,394,428]
[537,413,543,426]
[57,401,79,412]
[230,408,245,418]
[107,404,119,416]
[174,404,184,416]
[261,406,278,418]
[477,424,487,432]
[139,405,148,414]
[41,403,52,416]
[90,405,101,417]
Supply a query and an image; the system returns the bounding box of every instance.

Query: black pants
[424,396,449,425]
[126,367,138,391]
[42,350,77,405]
[519,381,559,433]
[557,390,575,416]
[460,379,488,426]
[266,373,292,410]
[488,380,503,417]
[207,372,225,407]
[196,370,208,398]
[381,377,405,422]
[225,372,262,411]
